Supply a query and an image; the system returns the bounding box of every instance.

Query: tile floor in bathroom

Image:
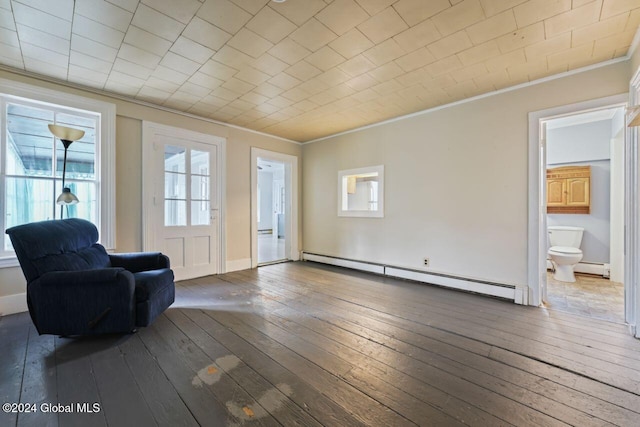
[545,271,625,323]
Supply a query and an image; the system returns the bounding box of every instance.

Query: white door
[143,123,224,281]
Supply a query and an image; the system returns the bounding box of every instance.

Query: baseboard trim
[225,258,252,273]
[302,253,385,275]
[302,252,525,304]
[0,293,27,316]
[546,260,606,276]
[385,267,519,302]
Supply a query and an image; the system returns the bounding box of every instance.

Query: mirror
[338,165,384,218]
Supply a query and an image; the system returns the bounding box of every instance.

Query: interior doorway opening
[539,104,626,323]
[257,158,286,265]
[251,148,299,268]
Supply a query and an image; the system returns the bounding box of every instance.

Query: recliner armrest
[109,252,170,273]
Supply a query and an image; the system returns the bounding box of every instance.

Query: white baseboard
[225,258,252,273]
[575,263,606,275]
[385,267,520,303]
[0,293,27,316]
[302,252,524,304]
[302,253,385,274]
[546,260,606,276]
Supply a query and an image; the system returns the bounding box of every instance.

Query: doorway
[528,94,627,323]
[142,122,226,281]
[251,148,299,267]
[542,107,625,323]
[257,158,286,264]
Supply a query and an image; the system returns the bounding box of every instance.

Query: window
[338,165,384,218]
[163,145,211,227]
[0,78,115,265]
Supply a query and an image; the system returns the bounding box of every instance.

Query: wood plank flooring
[1,261,640,426]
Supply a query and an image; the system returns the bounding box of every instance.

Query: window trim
[337,165,385,218]
[0,78,116,267]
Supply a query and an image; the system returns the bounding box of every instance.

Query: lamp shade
[48,124,85,141]
[56,188,79,205]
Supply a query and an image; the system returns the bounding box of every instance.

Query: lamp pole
[48,124,83,219]
[59,139,72,219]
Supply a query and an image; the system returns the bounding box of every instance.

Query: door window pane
[164,145,185,172]
[191,175,209,201]
[163,145,213,227]
[191,201,210,225]
[165,172,186,199]
[164,145,187,226]
[165,200,186,226]
[191,150,209,174]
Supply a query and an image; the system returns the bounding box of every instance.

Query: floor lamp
[48,124,85,219]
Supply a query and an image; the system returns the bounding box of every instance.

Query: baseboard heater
[302,252,525,305]
[546,260,609,277]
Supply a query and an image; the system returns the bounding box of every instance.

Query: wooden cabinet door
[547,178,566,206]
[566,177,590,207]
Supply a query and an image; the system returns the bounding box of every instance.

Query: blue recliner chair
[6,218,175,336]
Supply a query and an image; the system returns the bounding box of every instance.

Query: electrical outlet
[423,258,430,267]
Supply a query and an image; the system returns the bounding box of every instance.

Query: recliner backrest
[6,218,111,283]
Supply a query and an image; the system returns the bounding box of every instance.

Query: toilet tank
[548,226,584,248]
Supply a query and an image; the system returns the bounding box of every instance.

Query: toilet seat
[549,246,582,255]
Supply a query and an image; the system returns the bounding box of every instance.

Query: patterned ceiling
[1,0,639,142]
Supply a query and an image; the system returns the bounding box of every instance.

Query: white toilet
[548,226,584,282]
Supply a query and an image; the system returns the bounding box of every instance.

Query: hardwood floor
[2,261,640,426]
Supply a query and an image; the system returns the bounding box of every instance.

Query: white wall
[547,119,613,264]
[302,61,630,288]
[547,120,612,164]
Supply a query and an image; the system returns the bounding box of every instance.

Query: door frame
[527,93,628,307]
[251,147,299,268]
[627,69,640,337]
[141,121,227,274]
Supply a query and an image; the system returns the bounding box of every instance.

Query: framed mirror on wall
[338,165,384,218]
